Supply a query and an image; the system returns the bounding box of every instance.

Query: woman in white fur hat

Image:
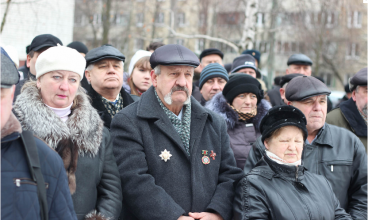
[13,45,122,220]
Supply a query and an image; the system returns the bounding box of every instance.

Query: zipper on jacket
[13,178,49,189]
[295,166,299,182]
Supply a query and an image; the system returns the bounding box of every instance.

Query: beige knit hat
[35,44,86,79]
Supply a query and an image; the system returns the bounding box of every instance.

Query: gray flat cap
[287,54,313,66]
[150,44,200,69]
[1,47,19,88]
[285,76,331,101]
[85,44,125,67]
[349,67,367,91]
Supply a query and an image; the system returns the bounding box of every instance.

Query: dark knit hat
[29,34,63,52]
[349,67,367,91]
[67,41,88,54]
[199,48,224,61]
[199,63,229,90]
[260,105,308,143]
[222,74,263,105]
[231,54,257,73]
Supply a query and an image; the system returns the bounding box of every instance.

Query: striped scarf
[229,104,257,121]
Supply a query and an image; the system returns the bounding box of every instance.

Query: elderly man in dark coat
[84,45,134,129]
[244,76,367,219]
[111,44,243,220]
[327,67,367,150]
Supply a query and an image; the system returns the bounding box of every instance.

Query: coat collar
[205,92,271,130]
[13,84,104,156]
[339,98,367,137]
[136,87,213,158]
[88,84,134,111]
[1,113,22,140]
[313,123,334,148]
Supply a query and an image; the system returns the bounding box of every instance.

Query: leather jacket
[234,155,352,220]
[244,123,367,219]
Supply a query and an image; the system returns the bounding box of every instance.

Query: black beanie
[222,74,263,105]
[260,105,308,143]
[67,41,88,54]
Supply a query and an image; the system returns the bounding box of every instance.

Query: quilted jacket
[1,113,77,220]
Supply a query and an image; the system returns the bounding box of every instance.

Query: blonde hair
[128,56,152,96]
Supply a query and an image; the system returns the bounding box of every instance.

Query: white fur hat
[128,50,152,77]
[35,44,86,79]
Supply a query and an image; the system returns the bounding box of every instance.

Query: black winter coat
[110,87,243,220]
[244,123,367,220]
[234,155,352,220]
[88,85,135,129]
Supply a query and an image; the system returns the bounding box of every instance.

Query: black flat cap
[29,34,63,52]
[280,73,304,88]
[260,105,308,142]
[67,41,88,54]
[349,67,367,91]
[199,48,224,61]
[150,44,200,69]
[231,54,261,78]
[287,54,313,66]
[1,47,20,88]
[286,76,331,101]
[85,45,125,67]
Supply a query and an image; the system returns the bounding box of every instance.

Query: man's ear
[352,90,357,102]
[279,88,285,99]
[85,70,91,83]
[285,68,289,75]
[26,54,31,68]
[151,70,158,87]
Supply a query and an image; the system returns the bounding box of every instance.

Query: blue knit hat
[199,63,229,90]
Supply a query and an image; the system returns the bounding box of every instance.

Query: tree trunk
[266,0,277,86]
[1,0,12,33]
[102,0,112,45]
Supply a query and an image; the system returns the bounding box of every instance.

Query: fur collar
[1,113,22,139]
[13,84,104,157]
[205,92,271,130]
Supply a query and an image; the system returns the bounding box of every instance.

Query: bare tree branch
[0,0,11,33]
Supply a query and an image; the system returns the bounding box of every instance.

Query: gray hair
[154,65,161,75]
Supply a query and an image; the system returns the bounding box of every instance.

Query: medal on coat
[159,149,172,162]
[210,150,216,160]
[202,150,210,165]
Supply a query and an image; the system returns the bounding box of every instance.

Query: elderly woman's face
[37,70,80,108]
[232,93,257,114]
[264,126,304,163]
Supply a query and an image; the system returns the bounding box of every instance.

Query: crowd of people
[1,33,367,220]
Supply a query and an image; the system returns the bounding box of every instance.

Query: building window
[348,11,362,28]
[199,14,205,27]
[136,13,144,27]
[256,12,265,27]
[93,13,102,25]
[196,39,205,53]
[326,11,336,28]
[75,14,85,26]
[177,13,186,27]
[134,39,144,50]
[319,73,332,86]
[155,12,164,24]
[346,43,359,59]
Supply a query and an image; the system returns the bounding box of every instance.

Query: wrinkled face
[86,59,124,91]
[200,54,223,68]
[291,95,327,133]
[353,86,368,116]
[264,126,304,163]
[1,86,15,130]
[131,66,152,92]
[287,64,312,76]
[232,93,258,114]
[237,68,257,78]
[152,65,193,106]
[37,71,80,108]
[200,77,227,101]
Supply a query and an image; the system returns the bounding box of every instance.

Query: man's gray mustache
[171,86,189,96]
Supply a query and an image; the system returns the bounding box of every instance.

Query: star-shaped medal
[159,149,172,162]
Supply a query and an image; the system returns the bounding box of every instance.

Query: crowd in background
[1,33,367,220]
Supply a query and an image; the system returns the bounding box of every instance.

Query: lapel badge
[210,150,216,160]
[202,150,210,165]
[159,149,172,162]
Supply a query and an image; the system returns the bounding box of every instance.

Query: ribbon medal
[202,150,210,165]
